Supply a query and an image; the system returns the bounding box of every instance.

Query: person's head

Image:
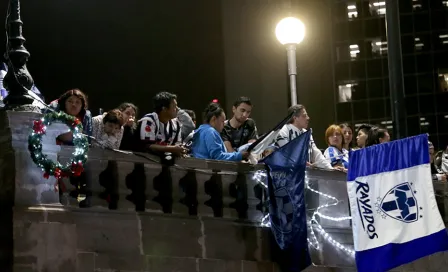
[103,109,124,136]
[184,109,196,126]
[288,104,309,129]
[203,103,226,132]
[153,92,178,119]
[325,124,345,150]
[339,123,353,148]
[232,97,252,123]
[58,89,88,117]
[356,124,373,148]
[366,127,390,147]
[118,102,138,127]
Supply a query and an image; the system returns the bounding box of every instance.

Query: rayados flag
[262,130,311,272]
[347,134,448,272]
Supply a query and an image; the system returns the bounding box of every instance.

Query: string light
[28,112,89,179]
[252,170,355,256]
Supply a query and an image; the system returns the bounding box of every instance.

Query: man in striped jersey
[275,104,333,170]
[138,92,187,156]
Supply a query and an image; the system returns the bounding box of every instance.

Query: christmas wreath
[28,111,89,179]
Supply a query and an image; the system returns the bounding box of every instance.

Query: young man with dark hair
[127,92,187,211]
[221,96,258,152]
[275,104,333,170]
[138,92,187,156]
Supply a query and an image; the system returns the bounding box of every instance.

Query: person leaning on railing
[323,124,349,172]
[274,104,333,170]
[91,109,125,150]
[190,102,249,161]
[117,102,138,151]
[45,89,93,207]
[125,92,186,211]
[96,103,138,209]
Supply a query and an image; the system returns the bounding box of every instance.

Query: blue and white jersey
[347,134,448,272]
[324,146,349,168]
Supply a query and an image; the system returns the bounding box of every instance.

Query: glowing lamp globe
[275,17,305,45]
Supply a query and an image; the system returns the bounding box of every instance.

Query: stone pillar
[0,110,62,206]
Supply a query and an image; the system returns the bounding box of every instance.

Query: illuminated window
[380,120,393,130]
[443,1,448,7]
[369,1,386,16]
[338,83,357,103]
[347,3,358,19]
[439,72,448,92]
[412,0,423,10]
[414,37,424,51]
[440,34,448,45]
[420,117,430,127]
[371,39,388,56]
[349,44,360,59]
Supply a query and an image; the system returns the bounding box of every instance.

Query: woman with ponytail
[190,103,249,161]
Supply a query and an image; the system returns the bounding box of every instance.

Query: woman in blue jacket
[191,103,248,161]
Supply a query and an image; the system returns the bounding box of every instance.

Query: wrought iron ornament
[3,0,39,111]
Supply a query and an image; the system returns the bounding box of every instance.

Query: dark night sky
[1,0,335,145]
[1,0,226,118]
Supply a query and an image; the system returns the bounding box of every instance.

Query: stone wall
[12,206,448,272]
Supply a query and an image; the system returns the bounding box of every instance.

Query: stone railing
[3,111,448,271]
[58,147,267,220]
[57,147,359,267]
[57,147,448,268]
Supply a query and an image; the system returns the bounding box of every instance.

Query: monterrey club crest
[377,182,420,223]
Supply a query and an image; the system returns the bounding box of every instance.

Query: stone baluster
[204,171,224,217]
[125,163,147,211]
[98,160,120,210]
[179,170,198,215]
[253,182,267,213]
[229,173,249,219]
[152,165,173,213]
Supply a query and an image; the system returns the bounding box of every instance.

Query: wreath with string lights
[28,111,89,179]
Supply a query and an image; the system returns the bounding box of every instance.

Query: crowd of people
[1,85,447,212]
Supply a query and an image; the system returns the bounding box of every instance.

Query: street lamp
[3,0,39,112]
[275,17,305,106]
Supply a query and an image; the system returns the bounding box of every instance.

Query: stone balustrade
[57,147,357,267]
[2,111,448,271]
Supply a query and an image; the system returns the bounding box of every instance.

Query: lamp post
[3,0,39,112]
[275,17,305,106]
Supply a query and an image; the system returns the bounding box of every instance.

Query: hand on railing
[307,162,347,173]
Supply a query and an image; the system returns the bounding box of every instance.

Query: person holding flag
[261,130,313,271]
[275,104,333,170]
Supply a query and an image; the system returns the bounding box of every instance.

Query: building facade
[331,0,448,149]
